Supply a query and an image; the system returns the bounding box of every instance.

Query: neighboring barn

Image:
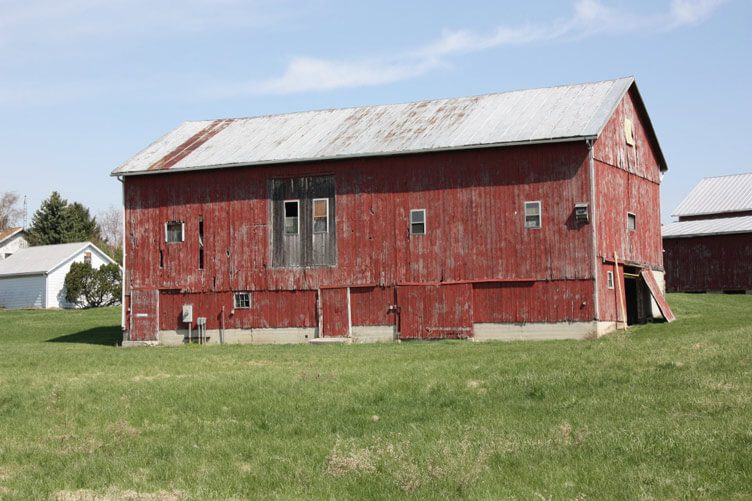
[663,173,752,293]
[0,227,28,260]
[0,242,115,309]
[113,76,673,346]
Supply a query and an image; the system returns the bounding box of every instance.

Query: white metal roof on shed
[662,215,752,239]
[673,173,752,217]
[0,242,113,277]
[112,77,662,176]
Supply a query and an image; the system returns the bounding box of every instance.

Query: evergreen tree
[27,192,101,246]
[27,192,68,245]
[64,202,101,243]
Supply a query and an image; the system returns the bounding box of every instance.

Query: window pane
[411,222,425,234]
[166,221,183,242]
[313,199,328,233]
[627,213,636,230]
[313,199,327,218]
[525,202,540,216]
[234,292,250,309]
[285,201,298,218]
[284,201,299,235]
[410,210,424,224]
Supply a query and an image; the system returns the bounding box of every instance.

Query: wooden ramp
[640,269,676,322]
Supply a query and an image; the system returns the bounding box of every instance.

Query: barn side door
[319,287,350,338]
[129,289,159,341]
[640,269,676,322]
[397,284,473,339]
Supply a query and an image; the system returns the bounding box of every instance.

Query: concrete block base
[352,325,397,343]
[473,321,617,341]
[156,327,315,346]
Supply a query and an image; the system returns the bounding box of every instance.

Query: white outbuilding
[0,242,116,309]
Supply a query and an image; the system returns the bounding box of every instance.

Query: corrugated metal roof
[0,242,99,277]
[673,173,752,217]
[112,77,640,176]
[0,227,23,245]
[662,215,752,238]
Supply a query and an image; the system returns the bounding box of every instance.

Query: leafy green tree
[27,192,101,246]
[64,261,122,308]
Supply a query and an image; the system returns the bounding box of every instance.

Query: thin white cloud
[250,0,727,96]
[0,0,729,105]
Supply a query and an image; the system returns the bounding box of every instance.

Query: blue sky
[1,0,748,224]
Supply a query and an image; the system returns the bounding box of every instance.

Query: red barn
[112,77,673,346]
[663,173,752,293]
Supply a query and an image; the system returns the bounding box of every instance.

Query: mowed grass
[0,295,751,499]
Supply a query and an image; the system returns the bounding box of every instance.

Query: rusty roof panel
[112,77,635,176]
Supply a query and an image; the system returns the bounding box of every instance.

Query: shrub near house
[64,261,122,307]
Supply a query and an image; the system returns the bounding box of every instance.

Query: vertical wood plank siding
[663,234,752,292]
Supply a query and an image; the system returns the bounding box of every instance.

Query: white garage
[0,242,116,309]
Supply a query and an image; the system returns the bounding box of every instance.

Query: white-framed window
[525,201,542,229]
[313,198,329,233]
[284,200,300,235]
[233,292,251,309]
[165,221,185,243]
[410,209,426,235]
[83,251,92,266]
[627,212,636,231]
[607,271,614,289]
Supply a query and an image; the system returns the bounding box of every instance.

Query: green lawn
[0,294,750,500]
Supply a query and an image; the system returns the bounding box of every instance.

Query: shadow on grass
[47,326,122,346]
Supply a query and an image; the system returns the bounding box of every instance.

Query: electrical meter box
[182,304,193,323]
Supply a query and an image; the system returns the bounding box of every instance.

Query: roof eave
[663,230,752,239]
[111,135,598,177]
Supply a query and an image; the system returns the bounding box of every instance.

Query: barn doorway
[622,267,651,325]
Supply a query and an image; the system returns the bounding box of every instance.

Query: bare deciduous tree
[0,192,23,231]
[97,205,123,248]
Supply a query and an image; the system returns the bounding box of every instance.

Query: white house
[0,242,116,309]
[0,227,28,260]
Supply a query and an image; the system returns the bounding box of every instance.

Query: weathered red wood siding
[124,141,597,339]
[472,280,593,323]
[663,234,752,292]
[320,288,349,337]
[593,87,664,321]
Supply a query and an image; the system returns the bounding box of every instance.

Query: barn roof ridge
[113,76,662,177]
[181,76,637,123]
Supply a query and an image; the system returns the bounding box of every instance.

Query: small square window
[284,200,299,235]
[233,292,250,309]
[627,213,636,231]
[165,221,184,243]
[410,209,426,235]
[313,198,329,233]
[525,201,541,229]
[607,271,614,289]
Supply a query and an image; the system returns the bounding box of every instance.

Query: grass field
[0,294,750,499]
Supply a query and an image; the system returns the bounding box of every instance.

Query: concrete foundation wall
[473,321,617,341]
[123,321,621,346]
